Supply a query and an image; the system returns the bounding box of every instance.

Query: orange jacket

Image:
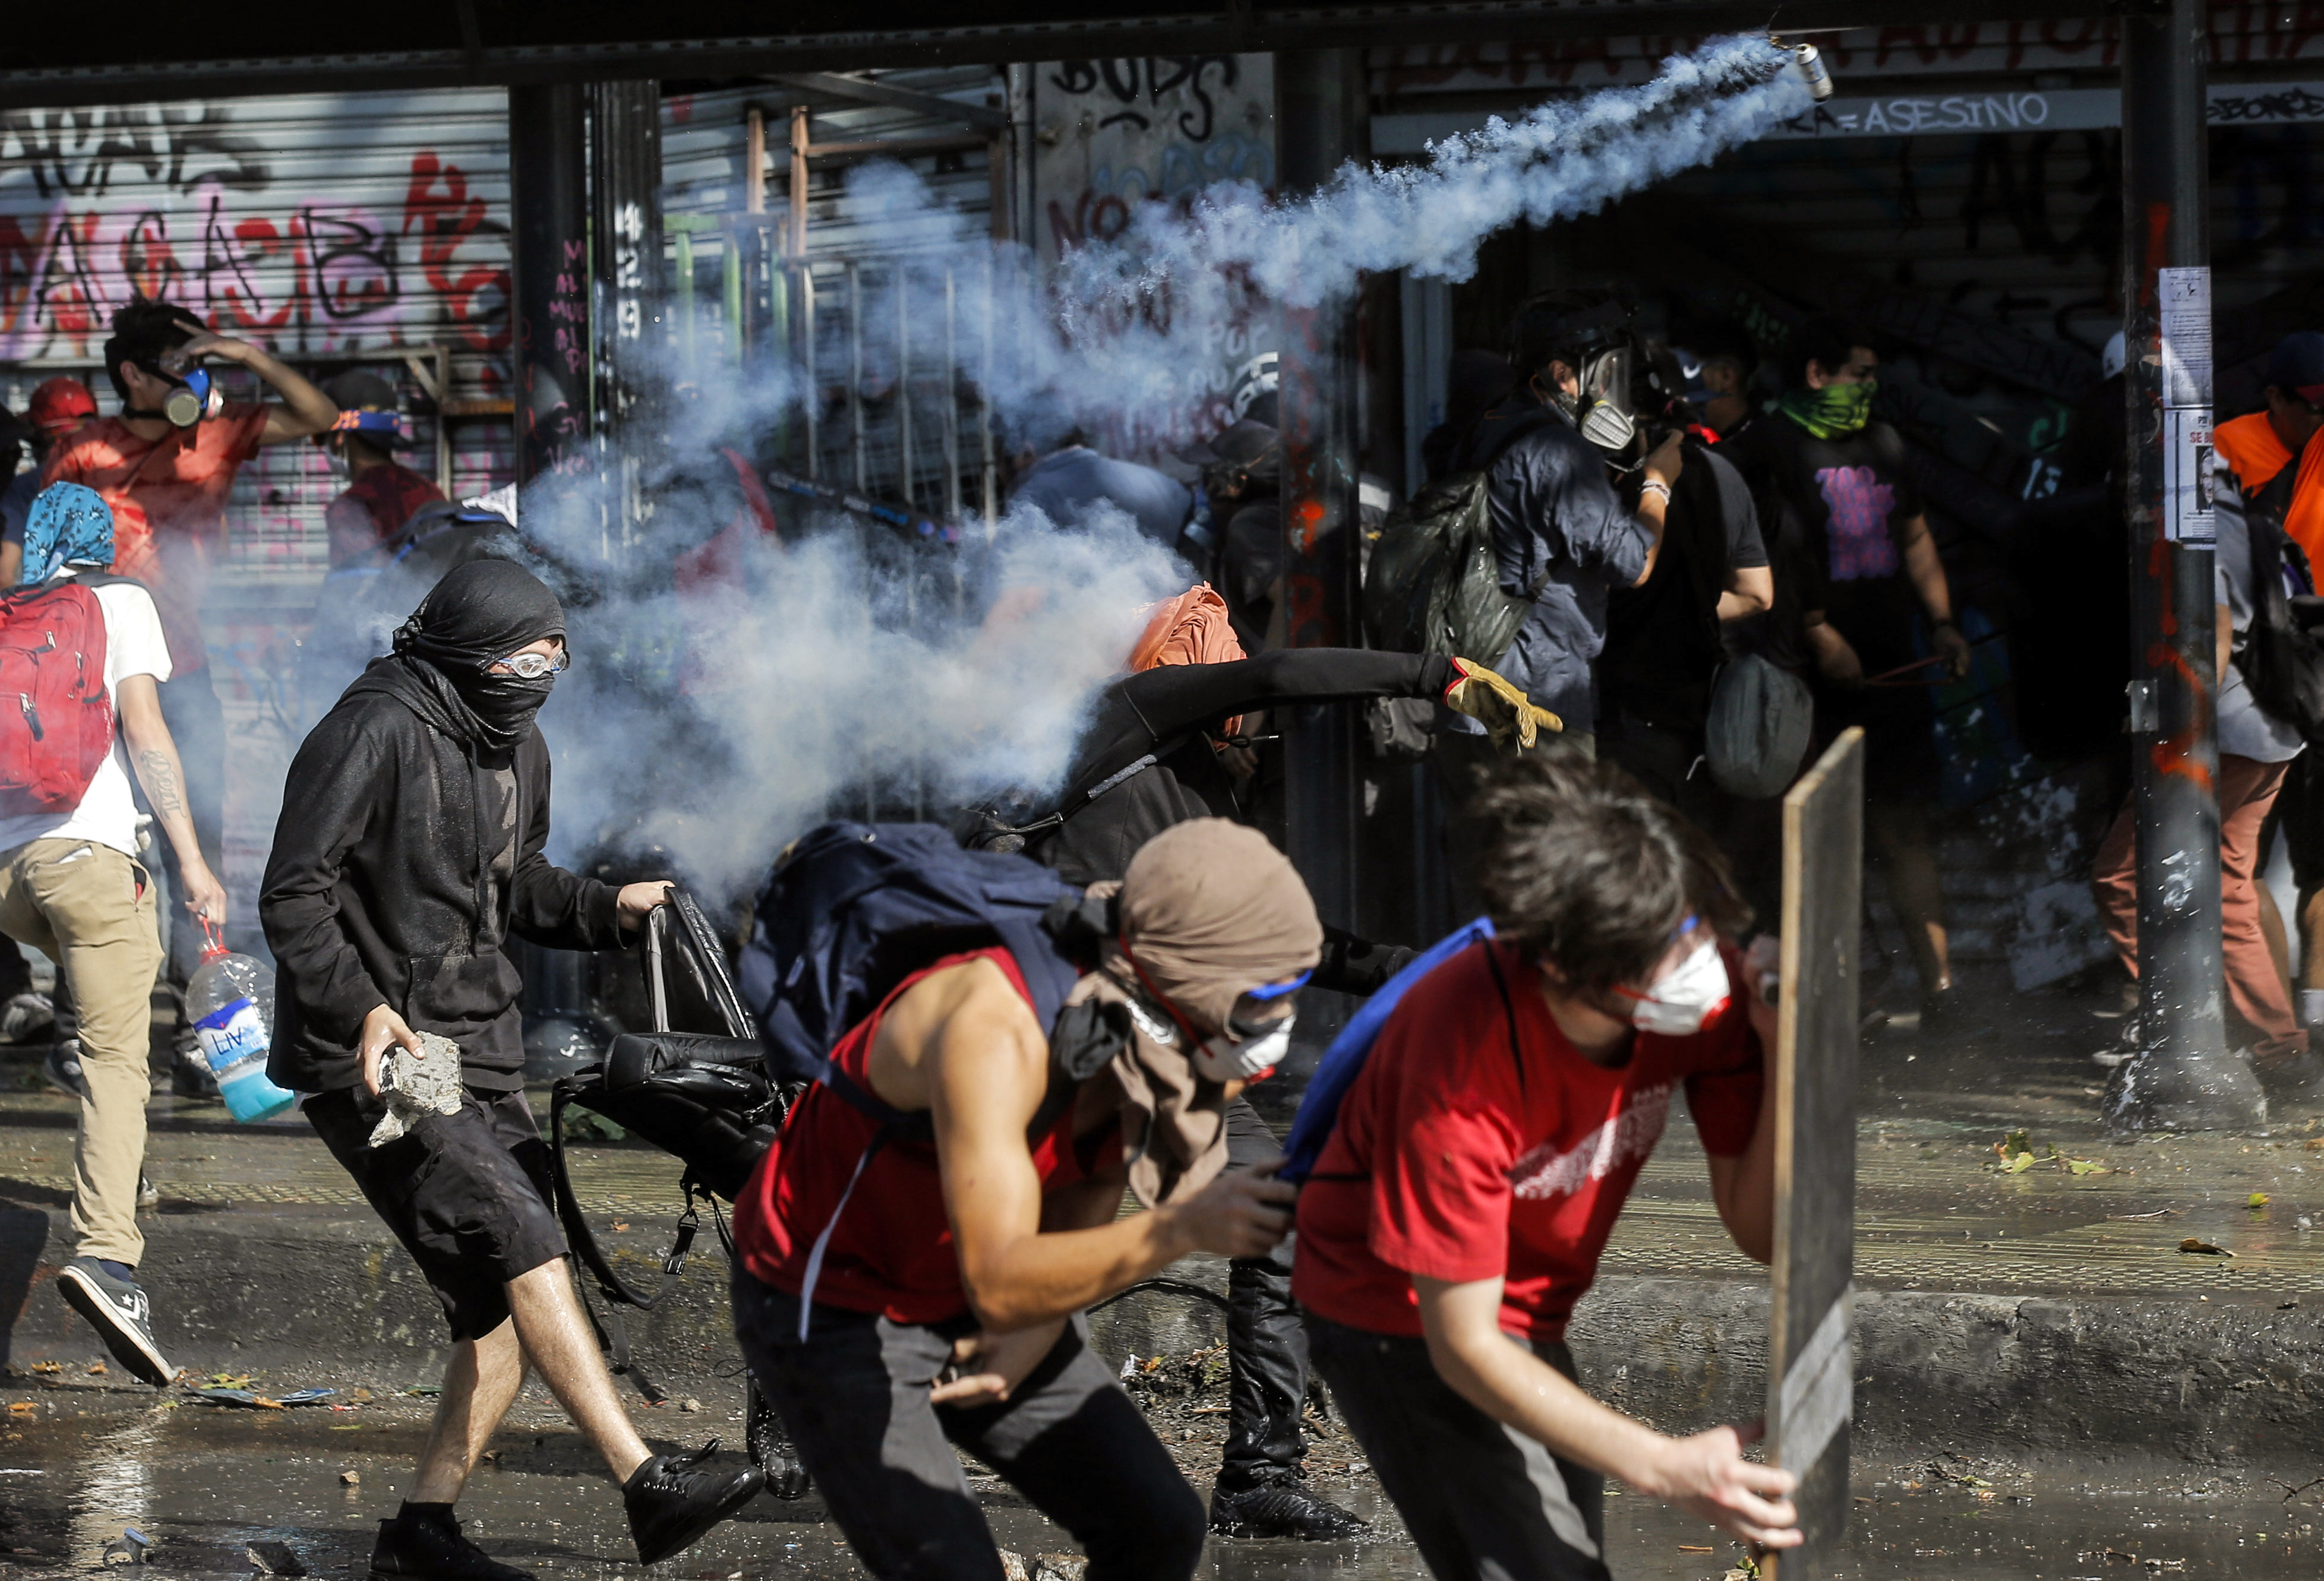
[2214,410,2324,570]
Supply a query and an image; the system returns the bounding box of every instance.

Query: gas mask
[1619,935,1732,1037]
[1193,1015,1297,1084]
[1572,346,1640,462]
[131,365,220,429]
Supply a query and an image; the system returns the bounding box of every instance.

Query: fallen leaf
[2067,1159,2111,1175]
[339,1471,360,1487]
[2000,1128,2031,1157]
[2178,1238,2236,1257]
[611,1222,630,1232]
[86,1362,106,1376]
[2006,1152,2037,1174]
[2250,1193,2272,1209]
[2305,1138,2324,1152]
[5,1404,30,1416]
[352,1388,373,1402]
[27,1363,58,1376]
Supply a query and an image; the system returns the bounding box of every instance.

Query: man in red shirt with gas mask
[43,298,337,1091]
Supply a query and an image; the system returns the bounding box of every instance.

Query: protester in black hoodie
[261,560,764,1579]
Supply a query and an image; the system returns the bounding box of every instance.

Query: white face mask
[1625,938,1731,1036]
[1193,1015,1295,1084]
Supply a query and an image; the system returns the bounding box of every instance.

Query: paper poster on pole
[2164,409,2216,544]
[2159,266,2213,409]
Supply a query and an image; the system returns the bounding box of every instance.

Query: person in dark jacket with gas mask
[261,560,764,1580]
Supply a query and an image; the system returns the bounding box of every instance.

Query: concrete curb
[7,1206,2317,1466]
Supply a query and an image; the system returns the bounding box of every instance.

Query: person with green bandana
[1719,317,1976,1038]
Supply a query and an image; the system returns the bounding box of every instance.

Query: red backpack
[0,577,115,817]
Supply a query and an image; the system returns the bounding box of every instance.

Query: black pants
[734,1275,1206,1581]
[1220,1095,1305,1491]
[1308,1316,1609,1581]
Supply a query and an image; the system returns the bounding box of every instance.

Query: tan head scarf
[1061,819,1323,1208]
[1114,819,1323,1035]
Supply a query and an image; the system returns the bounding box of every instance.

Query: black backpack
[1362,410,1555,667]
[2232,463,2324,741]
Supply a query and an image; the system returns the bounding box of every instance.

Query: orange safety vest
[2213,410,2324,570]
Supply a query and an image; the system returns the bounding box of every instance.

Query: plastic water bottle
[187,924,293,1122]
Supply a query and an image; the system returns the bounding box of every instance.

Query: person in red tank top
[1295,757,1800,1581]
[731,819,1323,1581]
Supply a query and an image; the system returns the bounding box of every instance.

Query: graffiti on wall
[1032,56,1275,448]
[0,99,510,362]
[1034,56,1274,262]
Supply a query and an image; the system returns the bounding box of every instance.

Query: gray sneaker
[57,1257,173,1386]
[43,1039,87,1101]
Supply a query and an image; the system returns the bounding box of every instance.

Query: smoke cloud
[500,34,1810,894]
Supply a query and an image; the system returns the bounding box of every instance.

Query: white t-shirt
[0,571,173,859]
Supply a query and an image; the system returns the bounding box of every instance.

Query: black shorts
[307,1086,570,1342]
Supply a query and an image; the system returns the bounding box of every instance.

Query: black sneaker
[1208,1474,1370,1539]
[2253,1046,2324,1101]
[169,1030,219,1101]
[56,1257,172,1386]
[43,1039,87,1101]
[369,1509,534,1580]
[623,1440,766,1563]
[746,1379,813,1500]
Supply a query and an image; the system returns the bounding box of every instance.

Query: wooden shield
[1763,728,1862,1581]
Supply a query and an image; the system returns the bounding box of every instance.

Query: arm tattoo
[137,750,185,820]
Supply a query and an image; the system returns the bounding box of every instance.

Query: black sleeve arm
[259,716,394,1046]
[1117,649,1455,738]
[507,739,628,951]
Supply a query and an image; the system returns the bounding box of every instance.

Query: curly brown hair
[1467,754,1750,989]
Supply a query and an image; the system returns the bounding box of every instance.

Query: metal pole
[943,266,962,523]
[980,252,998,535]
[509,83,588,485]
[802,265,820,480]
[589,79,664,562]
[896,266,917,512]
[1274,49,1366,937]
[850,262,868,494]
[2105,0,2264,1131]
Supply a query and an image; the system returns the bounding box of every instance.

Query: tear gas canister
[188,924,293,1122]
[1786,44,1834,102]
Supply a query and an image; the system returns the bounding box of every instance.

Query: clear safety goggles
[490,644,569,680]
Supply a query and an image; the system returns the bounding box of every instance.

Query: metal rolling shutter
[0,87,514,925]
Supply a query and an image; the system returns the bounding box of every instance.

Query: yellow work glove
[1443,657,1563,752]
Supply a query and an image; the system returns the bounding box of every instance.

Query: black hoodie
[261,563,625,1092]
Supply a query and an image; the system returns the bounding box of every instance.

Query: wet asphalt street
[0,1391,2319,1580]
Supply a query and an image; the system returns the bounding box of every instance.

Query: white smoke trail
[509,34,1810,891]
[971,33,1809,444]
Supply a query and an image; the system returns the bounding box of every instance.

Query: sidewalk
[0,986,2316,1468]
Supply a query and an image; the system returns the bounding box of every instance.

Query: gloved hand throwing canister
[1442,657,1563,751]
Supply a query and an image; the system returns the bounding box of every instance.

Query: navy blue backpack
[1281,918,1501,1183]
[738,821,1092,1133]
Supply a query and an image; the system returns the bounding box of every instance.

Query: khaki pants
[0,839,161,1266]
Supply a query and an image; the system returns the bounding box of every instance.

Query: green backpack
[1363,412,1553,665]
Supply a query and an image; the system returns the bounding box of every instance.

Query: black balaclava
[390,560,566,752]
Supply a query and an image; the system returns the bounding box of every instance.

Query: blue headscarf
[20,482,114,585]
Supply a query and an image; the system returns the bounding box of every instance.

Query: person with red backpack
[0,483,225,1386]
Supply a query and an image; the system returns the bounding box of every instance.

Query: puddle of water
[0,1410,2318,1578]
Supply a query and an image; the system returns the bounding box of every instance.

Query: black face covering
[387,560,566,752]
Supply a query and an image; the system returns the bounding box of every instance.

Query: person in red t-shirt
[43,299,336,1089]
[1295,756,1799,1580]
[730,820,1321,1581]
[317,370,446,568]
